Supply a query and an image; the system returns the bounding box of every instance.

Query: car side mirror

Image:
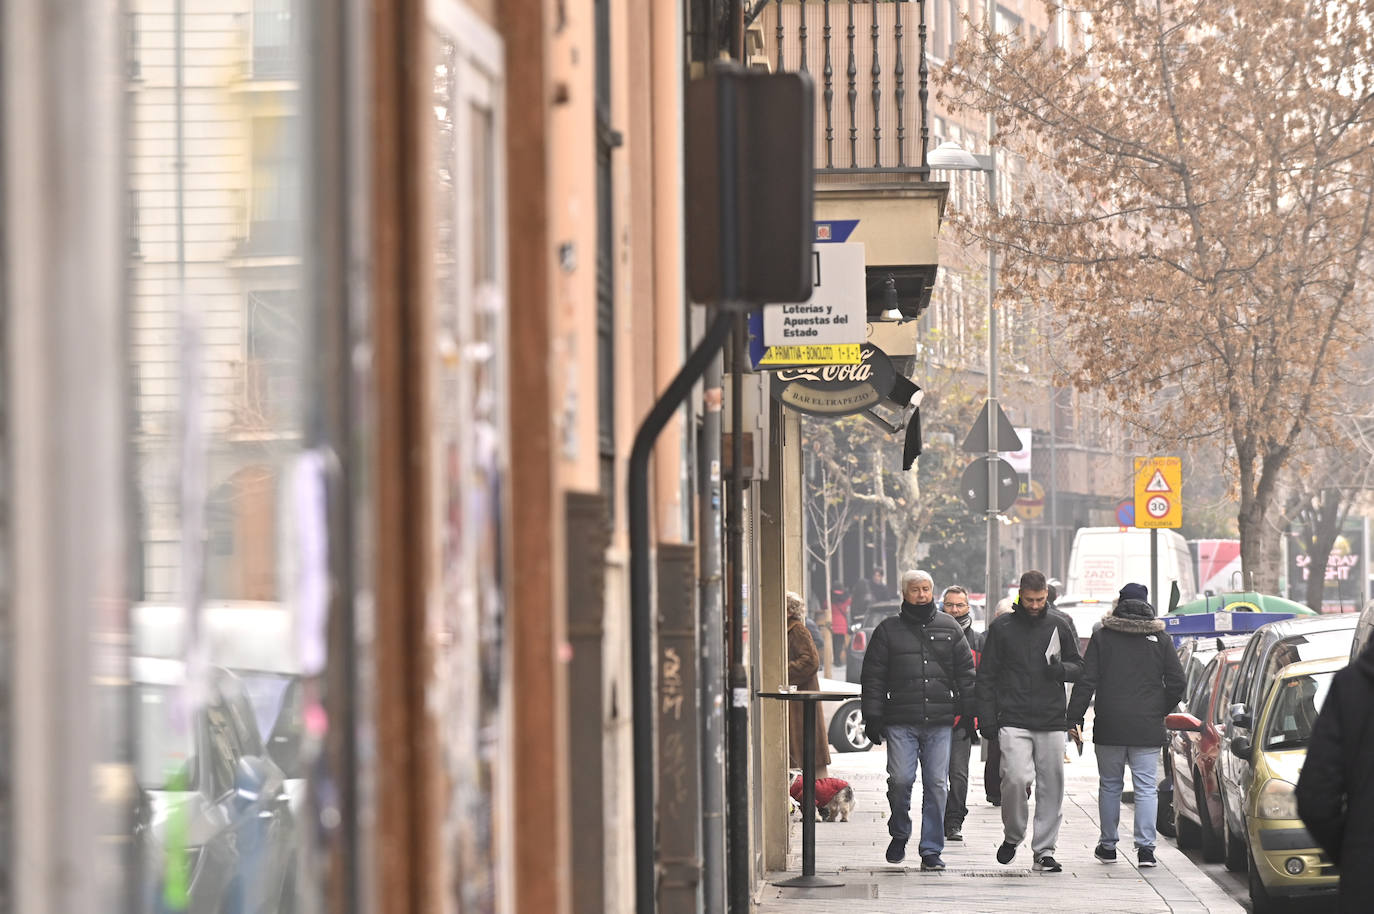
[1165,712,1203,732]
[1229,734,1252,761]
[1229,702,1251,730]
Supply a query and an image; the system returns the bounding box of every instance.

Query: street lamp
[928,139,1007,613]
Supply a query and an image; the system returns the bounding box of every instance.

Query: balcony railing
[750,0,932,174]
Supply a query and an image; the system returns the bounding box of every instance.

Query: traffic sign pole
[1151,528,1159,614]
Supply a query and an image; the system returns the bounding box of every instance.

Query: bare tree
[1287,410,1374,610]
[942,0,1374,591]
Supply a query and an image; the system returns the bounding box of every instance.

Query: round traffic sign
[1146,495,1170,519]
[1115,499,1135,526]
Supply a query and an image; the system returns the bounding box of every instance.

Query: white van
[1063,526,1198,608]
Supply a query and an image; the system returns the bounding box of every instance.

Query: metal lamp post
[929,140,1002,612]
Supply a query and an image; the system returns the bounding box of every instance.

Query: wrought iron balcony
[748,0,933,175]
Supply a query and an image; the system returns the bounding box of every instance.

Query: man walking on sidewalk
[941,585,981,843]
[977,570,1082,872]
[1068,583,1185,868]
[861,570,976,871]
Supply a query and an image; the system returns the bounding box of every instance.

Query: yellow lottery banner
[758,343,861,366]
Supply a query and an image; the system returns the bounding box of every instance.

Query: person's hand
[864,718,884,746]
[978,723,998,742]
[1046,658,1066,681]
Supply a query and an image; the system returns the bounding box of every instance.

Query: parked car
[1156,635,1245,840]
[1178,634,1250,703]
[818,676,869,753]
[1232,657,1344,912]
[1048,597,1110,655]
[1166,646,1244,862]
[135,665,297,914]
[1218,614,1357,872]
[844,598,901,684]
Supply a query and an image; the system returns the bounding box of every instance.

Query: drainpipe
[631,311,733,913]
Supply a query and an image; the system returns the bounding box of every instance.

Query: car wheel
[1248,849,1284,914]
[1156,751,1176,838]
[1157,788,1177,839]
[1196,778,1225,864]
[828,700,870,753]
[1173,795,1201,850]
[1220,792,1248,873]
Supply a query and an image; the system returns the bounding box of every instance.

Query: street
[760,739,1336,912]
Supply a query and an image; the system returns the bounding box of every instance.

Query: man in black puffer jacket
[1297,637,1374,912]
[976,570,1083,873]
[861,569,975,871]
[1067,583,1185,869]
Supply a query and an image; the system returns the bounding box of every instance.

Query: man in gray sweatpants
[976,570,1083,872]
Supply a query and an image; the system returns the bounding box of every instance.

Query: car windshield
[857,602,900,628]
[1262,671,1334,751]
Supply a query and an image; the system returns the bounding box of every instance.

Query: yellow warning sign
[758,344,862,366]
[1134,457,1182,529]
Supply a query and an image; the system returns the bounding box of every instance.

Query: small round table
[757,689,856,888]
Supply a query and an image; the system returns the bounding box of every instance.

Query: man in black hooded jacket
[861,569,975,871]
[1296,637,1374,912]
[976,570,1082,872]
[1067,583,1185,868]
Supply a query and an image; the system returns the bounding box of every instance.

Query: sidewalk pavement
[759,737,1244,913]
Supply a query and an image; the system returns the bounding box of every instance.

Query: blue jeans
[1096,744,1159,850]
[885,723,952,857]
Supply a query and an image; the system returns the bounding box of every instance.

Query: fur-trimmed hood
[1100,612,1165,635]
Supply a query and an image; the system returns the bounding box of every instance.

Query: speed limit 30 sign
[1134,457,1181,529]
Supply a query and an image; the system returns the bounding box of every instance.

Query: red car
[1166,646,1244,862]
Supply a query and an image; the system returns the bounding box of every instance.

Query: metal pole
[800,701,817,876]
[631,312,735,914]
[1151,527,1159,611]
[1049,376,1059,579]
[727,316,750,914]
[699,348,727,913]
[984,156,999,609]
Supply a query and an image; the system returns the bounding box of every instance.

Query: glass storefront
[122,1,337,911]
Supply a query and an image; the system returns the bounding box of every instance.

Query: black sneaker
[1033,855,1063,873]
[988,796,1001,807]
[945,825,964,842]
[920,855,946,871]
[1137,847,1157,868]
[1094,844,1117,864]
[885,837,907,864]
[996,842,1017,865]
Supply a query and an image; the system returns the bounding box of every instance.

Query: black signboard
[769,343,895,417]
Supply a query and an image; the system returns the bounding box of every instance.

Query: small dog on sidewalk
[789,775,855,822]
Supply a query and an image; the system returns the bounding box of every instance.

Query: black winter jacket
[976,602,1083,733]
[1066,611,1186,747]
[1297,644,1374,912]
[860,601,976,728]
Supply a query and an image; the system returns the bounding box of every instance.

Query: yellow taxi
[1232,655,1344,913]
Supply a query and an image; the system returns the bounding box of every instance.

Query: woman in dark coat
[786,591,831,774]
[1296,640,1374,912]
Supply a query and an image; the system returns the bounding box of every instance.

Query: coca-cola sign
[770,343,895,416]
